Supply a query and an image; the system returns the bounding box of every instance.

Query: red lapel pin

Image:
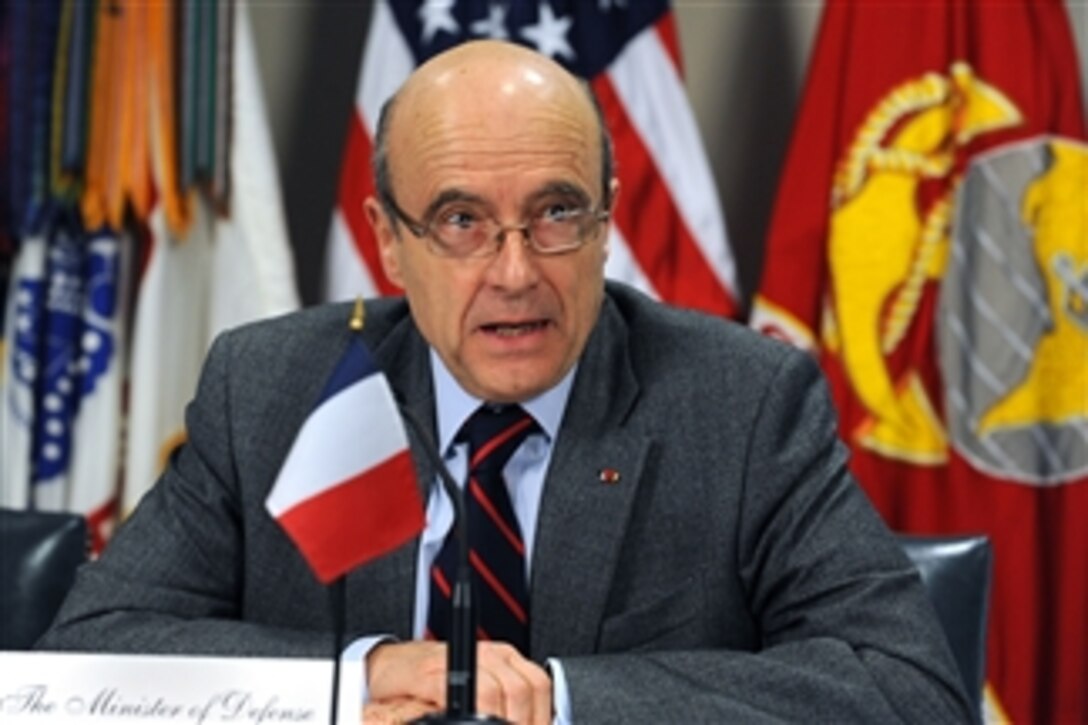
[598,468,621,484]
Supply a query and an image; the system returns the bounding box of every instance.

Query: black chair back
[898,533,992,714]
[0,508,88,649]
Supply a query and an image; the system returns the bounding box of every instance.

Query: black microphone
[398,405,507,724]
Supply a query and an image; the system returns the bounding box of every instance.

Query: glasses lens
[532,209,589,252]
[425,204,603,257]
[430,205,491,257]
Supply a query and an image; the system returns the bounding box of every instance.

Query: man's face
[368,52,612,403]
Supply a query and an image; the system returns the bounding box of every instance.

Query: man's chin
[463,365,564,404]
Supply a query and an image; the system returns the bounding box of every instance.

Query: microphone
[398,404,507,724]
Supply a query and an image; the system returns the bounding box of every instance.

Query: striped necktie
[427,404,538,655]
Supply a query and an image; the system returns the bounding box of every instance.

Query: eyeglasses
[382,193,610,259]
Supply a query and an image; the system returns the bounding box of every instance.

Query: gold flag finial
[349,296,366,332]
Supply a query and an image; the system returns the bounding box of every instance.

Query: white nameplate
[0,652,361,724]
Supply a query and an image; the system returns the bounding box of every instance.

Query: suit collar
[431,348,577,454]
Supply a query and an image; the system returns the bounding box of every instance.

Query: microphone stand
[398,405,507,724]
[328,577,346,725]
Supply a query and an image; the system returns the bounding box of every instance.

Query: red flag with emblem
[751,1,1087,722]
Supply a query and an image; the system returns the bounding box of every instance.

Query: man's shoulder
[223,296,411,350]
[598,284,828,443]
[603,282,795,369]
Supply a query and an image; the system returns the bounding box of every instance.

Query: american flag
[326,0,738,317]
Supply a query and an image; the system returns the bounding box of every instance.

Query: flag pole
[327,298,362,725]
[328,577,346,725]
[328,296,363,722]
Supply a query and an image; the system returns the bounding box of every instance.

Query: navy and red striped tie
[427,405,538,655]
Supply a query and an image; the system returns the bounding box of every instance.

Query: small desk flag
[266,338,424,583]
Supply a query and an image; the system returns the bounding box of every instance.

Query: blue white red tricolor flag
[326,0,738,317]
[265,338,424,584]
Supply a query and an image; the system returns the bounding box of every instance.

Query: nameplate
[0,652,361,724]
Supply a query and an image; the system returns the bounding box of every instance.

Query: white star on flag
[520,2,575,62]
[418,0,459,45]
[471,3,509,40]
[599,0,628,10]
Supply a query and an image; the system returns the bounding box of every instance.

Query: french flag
[265,338,424,583]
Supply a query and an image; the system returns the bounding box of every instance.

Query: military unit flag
[752,1,1087,721]
[0,0,298,548]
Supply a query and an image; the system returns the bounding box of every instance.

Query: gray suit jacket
[41,283,971,723]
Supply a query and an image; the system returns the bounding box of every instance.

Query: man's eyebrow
[420,189,489,222]
[420,181,593,222]
[522,181,592,208]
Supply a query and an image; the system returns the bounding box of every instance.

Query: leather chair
[0,508,88,650]
[898,533,992,715]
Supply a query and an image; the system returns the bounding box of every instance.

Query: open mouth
[480,320,549,337]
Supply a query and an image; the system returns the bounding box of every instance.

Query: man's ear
[364,197,405,288]
[602,178,620,260]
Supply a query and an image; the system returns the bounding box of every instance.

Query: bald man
[41,41,972,724]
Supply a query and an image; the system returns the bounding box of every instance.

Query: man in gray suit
[41,40,971,723]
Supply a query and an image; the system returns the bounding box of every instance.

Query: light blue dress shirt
[413,348,576,633]
[350,349,576,722]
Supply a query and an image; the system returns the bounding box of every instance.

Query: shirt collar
[430,348,576,455]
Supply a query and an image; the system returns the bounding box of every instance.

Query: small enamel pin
[598,468,621,485]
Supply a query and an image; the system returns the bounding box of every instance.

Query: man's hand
[362,696,439,724]
[367,641,552,724]
[366,641,445,718]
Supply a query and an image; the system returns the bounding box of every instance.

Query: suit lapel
[530,299,649,659]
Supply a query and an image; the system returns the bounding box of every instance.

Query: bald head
[363,40,617,403]
[402,39,589,110]
[372,40,613,222]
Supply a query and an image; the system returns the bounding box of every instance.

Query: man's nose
[485,228,541,290]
